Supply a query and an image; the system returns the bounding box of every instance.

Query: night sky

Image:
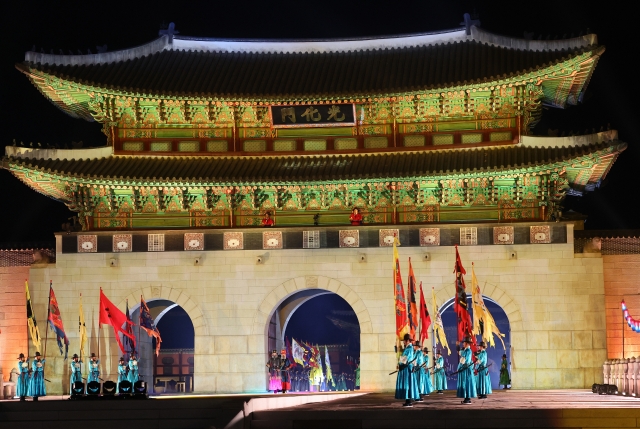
[285,294,359,349]
[1,1,636,245]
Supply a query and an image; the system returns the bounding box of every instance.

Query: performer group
[394,334,505,407]
[266,348,360,394]
[15,351,142,400]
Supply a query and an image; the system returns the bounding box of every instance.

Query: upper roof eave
[23,25,598,68]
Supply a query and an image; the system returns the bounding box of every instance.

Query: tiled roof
[21,40,591,98]
[5,142,624,184]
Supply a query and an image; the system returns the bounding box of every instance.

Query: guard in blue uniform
[475,342,492,399]
[29,352,46,400]
[395,334,419,407]
[69,354,83,395]
[88,353,100,383]
[434,350,446,394]
[412,341,424,402]
[456,338,477,404]
[16,353,30,401]
[117,357,128,393]
[419,347,434,396]
[128,353,139,385]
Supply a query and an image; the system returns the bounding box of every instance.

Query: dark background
[1,0,636,245]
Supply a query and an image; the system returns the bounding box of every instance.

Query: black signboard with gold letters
[270,103,356,128]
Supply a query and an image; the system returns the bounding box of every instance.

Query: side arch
[117,286,208,336]
[251,275,373,336]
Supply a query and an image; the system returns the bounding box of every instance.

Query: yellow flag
[431,287,451,355]
[471,265,506,350]
[26,280,42,353]
[79,294,88,359]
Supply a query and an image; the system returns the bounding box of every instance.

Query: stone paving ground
[250,390,640,428]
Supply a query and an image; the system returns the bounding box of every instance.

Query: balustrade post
[603,359,611,385]
[623,358,630,395]
[630,357,637,396]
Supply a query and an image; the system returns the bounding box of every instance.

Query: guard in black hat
[29,351,46,400]
[69,353,83,395]
[395,334,418,407]
[475,342,491,399]
[117,357,127,393]
[456,338,477,404]
[88,352,100,384]
[434,349,446,393]
[16,353,29,401]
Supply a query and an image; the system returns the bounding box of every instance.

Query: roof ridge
[23,26,598,68]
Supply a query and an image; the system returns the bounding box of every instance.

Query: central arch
[252,276,373,391]
[251,276,373,339]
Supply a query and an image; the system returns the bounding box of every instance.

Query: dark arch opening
[439,296,511,390]
[127,300,195,394]
[267,290,360,392]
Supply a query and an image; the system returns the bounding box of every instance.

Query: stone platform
[2,390,640,429]
[0,391,363,429]
[250,390,640,429]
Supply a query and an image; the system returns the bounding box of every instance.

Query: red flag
[99,288,135,354]
[393,237,409,341]
[454,246,475,348]
[419,282,432,346]
[407,258,418,340]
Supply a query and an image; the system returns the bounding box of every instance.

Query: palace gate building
[0,21,632,394]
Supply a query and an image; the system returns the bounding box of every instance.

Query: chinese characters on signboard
[270,103,356,128]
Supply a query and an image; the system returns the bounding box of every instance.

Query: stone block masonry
[0,266,30,382]
[11,224,607,394]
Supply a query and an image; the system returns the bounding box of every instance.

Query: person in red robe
[349,208,363,225]
[261,211,275,227]
[279,349,292,394]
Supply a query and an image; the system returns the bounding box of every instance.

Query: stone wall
[603,254,640,359]
[21,227,606,394]
[0,266,30,381]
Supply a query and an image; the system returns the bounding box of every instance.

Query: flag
[124,300,136,354]
[48,282,69,358]
[432,287,451,355]
[453,246,474,347]
[393,236,409,342]
[292,339,305,366]
[419,282,431,346]
[99,288,135,354]
[324,346,334,387]
[25,280,42,353]
[285,337,294,364]
[140,296,162,356]
[79,293,88,359]
[407,258,418,340]
[471,264,506,350]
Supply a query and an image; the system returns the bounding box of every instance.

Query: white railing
[603,358,640,396]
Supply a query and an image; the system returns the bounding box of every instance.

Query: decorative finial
[460,13,481,36]
[159,22,179,42]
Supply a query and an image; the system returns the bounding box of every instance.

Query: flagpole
[98,288,101,368]
[138,295,142,356]
[25,279,29,361]
[43,281,52,365]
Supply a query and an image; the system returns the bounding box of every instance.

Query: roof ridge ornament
[460,13,481,36]
[159,22,179,43]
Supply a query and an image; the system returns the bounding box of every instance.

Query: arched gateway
[6,23,616,394]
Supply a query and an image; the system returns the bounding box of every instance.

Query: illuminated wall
[0,266,29,382]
